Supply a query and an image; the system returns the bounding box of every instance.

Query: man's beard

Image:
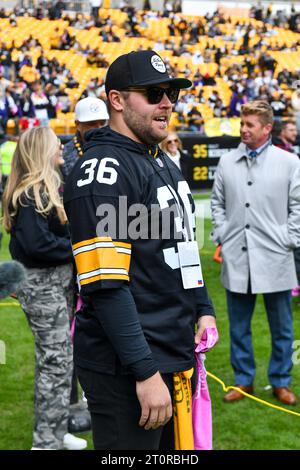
[123,106,167,145]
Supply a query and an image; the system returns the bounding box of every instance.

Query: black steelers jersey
[64,127,214,375]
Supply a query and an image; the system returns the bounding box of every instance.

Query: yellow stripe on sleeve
[73,237,131,251]
[75,246,131,276]
[73,237,132,286]
[80,273,129,285]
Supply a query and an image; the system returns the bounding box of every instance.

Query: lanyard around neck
[146,151,192,241]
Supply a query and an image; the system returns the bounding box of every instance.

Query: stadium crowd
[1,1,300,135]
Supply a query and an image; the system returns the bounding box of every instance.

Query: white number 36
[77,157,119,187]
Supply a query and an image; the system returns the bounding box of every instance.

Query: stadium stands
[0,2,300,135]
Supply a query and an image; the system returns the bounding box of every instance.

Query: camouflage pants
[17,263,74,449]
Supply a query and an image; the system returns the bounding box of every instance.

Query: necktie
[249,150,257,158]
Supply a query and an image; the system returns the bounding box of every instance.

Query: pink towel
[70,296,83,342]
[192,327,218,450]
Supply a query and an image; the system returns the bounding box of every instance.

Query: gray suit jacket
[211,142,300,293]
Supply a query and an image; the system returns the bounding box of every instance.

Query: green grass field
[0,213,300,450]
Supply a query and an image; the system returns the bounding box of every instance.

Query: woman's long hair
[3,127,67,232]
[160,132,183,154]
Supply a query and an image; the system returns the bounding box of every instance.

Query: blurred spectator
[30,81,50,127]
[186,104,205,132]
[5,86,19,133]
[208,90,220,108]
[55,1,65,18]
[213,98,227,118]
[273,119,298,153]
[34,7,44,20]
[0,84,18,133]
[259,52,277,73]
[270,91,287,117]
[60,28,74,50]
[192,51,204,65]
[203,73,216,86]
[87,49,109,68]
[57,84,71,113]
[61,97,108,179]
[81,77,105,99]
[36,51,49,72]
[229,88,248,117]
[291,86,300,132]
[277,68,293,86]
[18,89,35,119]
[160,131,191,180]
[90,0,102,22]
[45,83,58,119]
[0,44,13,80]
[50,27,62,49]
[65,71,79,89]
[0,134,17,193]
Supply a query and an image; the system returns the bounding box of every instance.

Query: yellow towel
[173,368,194,450]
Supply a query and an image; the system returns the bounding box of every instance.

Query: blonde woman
[160,132,191,181]
[2,128,86,450]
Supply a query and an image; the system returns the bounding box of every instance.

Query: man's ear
[109,90,124,112]
[265,123,273,135]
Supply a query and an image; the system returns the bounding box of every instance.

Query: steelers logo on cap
[90,103,100,113]
[151,55,166,74]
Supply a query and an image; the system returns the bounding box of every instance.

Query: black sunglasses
[124,87,180,104]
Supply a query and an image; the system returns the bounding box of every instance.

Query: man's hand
[136,372,172,430]
[195,315,217,345]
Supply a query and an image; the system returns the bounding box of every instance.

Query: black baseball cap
[105,50,192,95]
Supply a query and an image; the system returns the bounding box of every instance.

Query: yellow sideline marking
[207,371,300,417]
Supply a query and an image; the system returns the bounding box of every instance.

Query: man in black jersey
[64,50,217,450]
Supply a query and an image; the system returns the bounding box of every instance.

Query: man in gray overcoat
[211,101,300,405]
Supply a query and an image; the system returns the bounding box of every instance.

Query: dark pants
[91,7,99,21]
[76,367,180,450]
[226,289,293,388]
[294,248,300,285]
[70,368,79,404]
